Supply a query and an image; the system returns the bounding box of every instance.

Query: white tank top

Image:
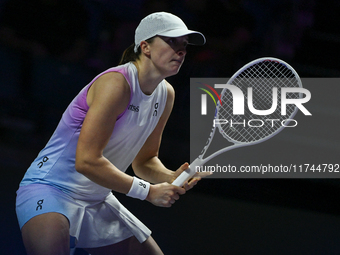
[20,62,168,199]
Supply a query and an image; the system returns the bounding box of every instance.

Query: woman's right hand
[146,183,186,207]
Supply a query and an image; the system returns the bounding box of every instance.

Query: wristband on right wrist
[126,176,150,200]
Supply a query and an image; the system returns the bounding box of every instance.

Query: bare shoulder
[164,80,175,102]
[160,80,175,118]
[87,72,130,109]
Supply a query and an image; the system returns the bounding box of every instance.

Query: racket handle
[172,166,196,187]
[172,158,203,187]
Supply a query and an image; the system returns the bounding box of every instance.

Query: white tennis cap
[134,12,206,53]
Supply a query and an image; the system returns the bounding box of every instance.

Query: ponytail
[118,37,155,65]
[119,43,140,65]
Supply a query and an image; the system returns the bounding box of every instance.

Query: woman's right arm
[75,72,134,194]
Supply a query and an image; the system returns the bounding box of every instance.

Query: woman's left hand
[171,163,201,191]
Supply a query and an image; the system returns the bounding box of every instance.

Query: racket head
[215,57,302,145]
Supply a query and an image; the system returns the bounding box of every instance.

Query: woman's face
[147,35,189,77]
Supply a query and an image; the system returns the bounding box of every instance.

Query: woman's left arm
[132,82,199,189]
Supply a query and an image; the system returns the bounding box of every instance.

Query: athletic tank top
[20,62,168,198]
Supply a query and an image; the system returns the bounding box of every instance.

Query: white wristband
[126,177,150,200]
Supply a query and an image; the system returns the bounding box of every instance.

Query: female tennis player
[15,12,205,255]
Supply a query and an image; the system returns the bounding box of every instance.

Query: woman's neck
[133,60,164,95]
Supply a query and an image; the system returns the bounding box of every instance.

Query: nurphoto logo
[199,82,312,128]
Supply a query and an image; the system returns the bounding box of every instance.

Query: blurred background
[0,0,339,254]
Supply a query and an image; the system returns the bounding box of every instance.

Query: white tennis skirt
[16,184,151,248]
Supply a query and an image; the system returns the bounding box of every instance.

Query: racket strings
[218,61,300,143]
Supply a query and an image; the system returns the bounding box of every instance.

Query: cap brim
[157,29,206,45]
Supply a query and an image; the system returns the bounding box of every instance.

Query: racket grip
[172,166,196,187]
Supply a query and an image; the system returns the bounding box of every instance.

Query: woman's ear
[140,41,151,57]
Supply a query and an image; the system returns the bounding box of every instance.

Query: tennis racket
[172,57,304,187]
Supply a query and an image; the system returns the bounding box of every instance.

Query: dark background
[1,0,340,254]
